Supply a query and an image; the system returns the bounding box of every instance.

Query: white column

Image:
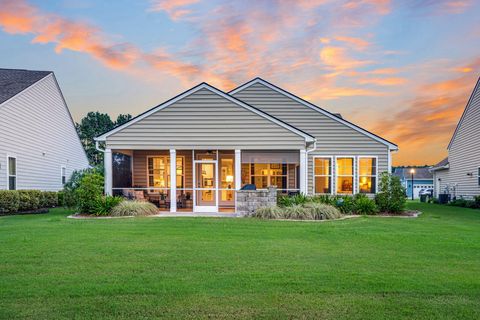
[170,149,177,213]
[104,148,113,196]
[235,150,241,190]
[299,149,307,195]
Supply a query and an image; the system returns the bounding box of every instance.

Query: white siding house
[0,69,89,191]
[431,77,480,199]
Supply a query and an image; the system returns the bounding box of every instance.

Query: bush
[354,195,378,215]
[18,190,41,211]
[251,206,284,219]
[75,173,104,214]
[62,167,103,208]
[41,192,58,208]
[0,190,20,214]
[375,172,406,213]
[336,196,355,214]
[278,193,308,207]
[310,194,339,206]
[303,202,342,220]
[110,200,158,216]
[252,203,341,220]
[94,196,124,216]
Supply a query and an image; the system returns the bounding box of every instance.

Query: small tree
[375,172,406,213]
[74,173,104,214]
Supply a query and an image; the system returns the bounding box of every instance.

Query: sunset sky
[0,0,479,165]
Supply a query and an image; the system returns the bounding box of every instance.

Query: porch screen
[241,151,299,164]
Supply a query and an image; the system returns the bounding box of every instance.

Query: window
[314,157,332,194]
[61,166,66,185]
[247,163,288,190]
[336,157,354,194]
[8,156,16,190]
[147,156,184,189]
[358,157,377,193]
[478,168,480,186]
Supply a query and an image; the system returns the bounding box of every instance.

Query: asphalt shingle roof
[0,68,52,105]
[393,167,433,180]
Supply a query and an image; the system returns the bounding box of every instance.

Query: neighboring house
[95,77,398,213]
[0,69,89,191]
[393,167,433,199]
[431,77,480,199]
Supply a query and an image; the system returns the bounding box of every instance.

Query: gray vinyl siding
[106,88,306,150]
[0,74,89,191]
[433,170,450,197]
[439,80,480,198]
[232,83,389,195]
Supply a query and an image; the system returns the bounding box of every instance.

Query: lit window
[8,157,16,190]
[314,158,332,194]
[148,156,184,189]
[61,166,66,185]
[336,157,354,194]
[358,157,377,193]
[247,163,287,190]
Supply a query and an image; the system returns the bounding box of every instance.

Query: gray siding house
[95,78,397,213]
[431,77,480,199]
[0,69,89,191]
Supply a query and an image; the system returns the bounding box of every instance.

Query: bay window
[314,157,332,194]
[358,157,377,193]
[336,157,354,194]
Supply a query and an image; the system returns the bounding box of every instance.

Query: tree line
[76,112,132,166]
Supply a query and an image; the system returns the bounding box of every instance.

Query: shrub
[354,195,378,215]
[375,172,406,213]
[285,204,313,220]
[251,206,284,219]
[310,194,339,206]
[75,173,104,214]
[18,190,42,211]
[336,196,355,214]
[278,193,308,207]
[110,200,158,216]
[40,192,58,208]
[474,196,480,208]
[0,190,20,214]
[62,167,103,208]
[303,202,342,220]
[94,196,124,216]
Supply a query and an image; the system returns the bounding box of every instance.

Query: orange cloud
[373,58,480,165]
[148,0,200,20]
[359,77,407,86]
[343,0,391,15]
[320,46,372,70]
[335,36,371,51]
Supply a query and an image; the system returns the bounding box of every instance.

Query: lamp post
[410,168,415,200]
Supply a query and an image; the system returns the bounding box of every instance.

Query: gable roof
[230,77,398,150]
[0,69,52,105]
[430,157,449,172]
[95,82,316,143]
[447,77,480,150]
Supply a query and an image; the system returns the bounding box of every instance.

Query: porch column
[104,148,113,196]
[299,149,307,194]
[170,149,177,212]
[235,150,241,190]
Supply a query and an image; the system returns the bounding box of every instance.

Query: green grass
[1,203,479,319]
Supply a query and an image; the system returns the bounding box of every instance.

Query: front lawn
[1,203,479,319]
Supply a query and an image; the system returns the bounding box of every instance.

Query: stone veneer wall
[236,186,277,216]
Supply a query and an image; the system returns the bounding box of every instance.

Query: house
[95,78,398,213]
[392,167,433,199]
[0,69,89,191]
[431,77,480,199]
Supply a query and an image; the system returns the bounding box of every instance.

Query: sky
[0,0,479,166]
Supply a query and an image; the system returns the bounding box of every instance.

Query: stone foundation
[236,186,277,216]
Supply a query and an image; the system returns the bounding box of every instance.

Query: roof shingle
[0,68,52,105]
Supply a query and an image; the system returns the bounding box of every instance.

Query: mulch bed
[0,208,50,216]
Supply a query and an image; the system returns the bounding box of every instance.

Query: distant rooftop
[0,68,52,105]
[393,167,433,180]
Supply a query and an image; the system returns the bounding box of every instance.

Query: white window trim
[357,156,378,194]
[146,155,186,191]
[61,166,67,185]
[244,162,291,191]
[6,154,17,191]
[312,156,333,195]
[335,156,356,195]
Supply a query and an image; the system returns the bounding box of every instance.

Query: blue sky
[0,0,479,164]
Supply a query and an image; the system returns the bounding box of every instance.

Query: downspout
[303,140,317,195]
[95,140,105,153]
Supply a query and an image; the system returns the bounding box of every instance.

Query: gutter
[95,140,105,153]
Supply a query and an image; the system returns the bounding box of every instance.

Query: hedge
[0,190,58,215]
